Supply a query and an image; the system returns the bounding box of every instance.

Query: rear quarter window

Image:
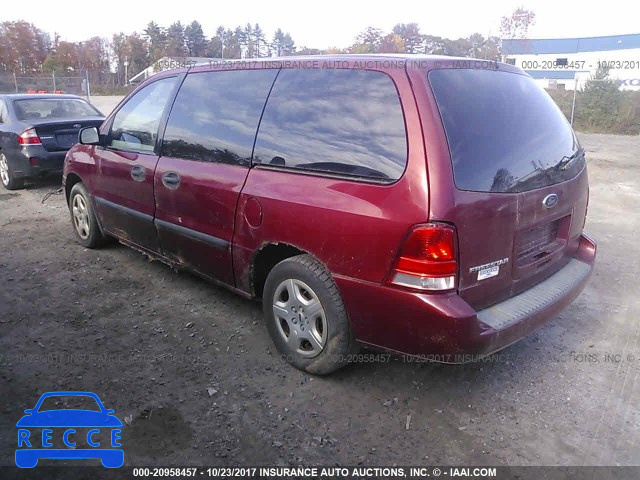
[253,68,407,182]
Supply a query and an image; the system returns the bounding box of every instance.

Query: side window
[0,101,7,123]
[253,69,407,182]
[162,69,278,166]
[109,77,177,152]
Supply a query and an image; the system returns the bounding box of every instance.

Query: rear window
[13,98,101,121]
[253,68,407,182]
[428,69,584,193]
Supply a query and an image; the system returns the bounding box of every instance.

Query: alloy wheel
[272,279,328,358]
[72,193,90,239]
[0,154,9,186]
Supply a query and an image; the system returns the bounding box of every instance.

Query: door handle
[162,171,181,190]
[130,165,146,182]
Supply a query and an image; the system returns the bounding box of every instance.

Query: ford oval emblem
[543,193,559,209]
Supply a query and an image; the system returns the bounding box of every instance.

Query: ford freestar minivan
[63,55,596,374]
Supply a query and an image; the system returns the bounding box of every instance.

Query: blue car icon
[16,391,123,468]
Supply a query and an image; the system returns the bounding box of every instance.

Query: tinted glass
[254,69,407,181]
[162,69,278,166]
[109,77,177,152]
[429,69,583,193]
[13,98,101,121]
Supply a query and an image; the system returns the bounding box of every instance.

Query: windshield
[428,69,584,193]
[14,98,101,121]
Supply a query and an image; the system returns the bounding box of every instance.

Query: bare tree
[500,7,536,39]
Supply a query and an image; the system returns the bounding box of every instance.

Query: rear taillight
[18,128,41,145]
[389,223,457,291]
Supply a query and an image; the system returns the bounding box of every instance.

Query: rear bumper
[8,145,66,178]
[336,233,596,362]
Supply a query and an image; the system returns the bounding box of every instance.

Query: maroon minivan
[63,55,596,374]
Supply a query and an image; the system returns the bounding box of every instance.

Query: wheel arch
[251,242,310,298]
[64,172,83,205]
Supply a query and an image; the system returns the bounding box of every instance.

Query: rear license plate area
[515,216,570,267]
[56,133,77,147]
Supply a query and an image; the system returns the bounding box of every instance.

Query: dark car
[0,94,104,190]
[63,55,596,374]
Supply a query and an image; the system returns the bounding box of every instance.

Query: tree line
[0,9,534,86]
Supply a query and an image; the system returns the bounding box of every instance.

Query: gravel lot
[0,132,638,468]
[89,96,122,117]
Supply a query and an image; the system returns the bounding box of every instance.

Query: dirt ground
[0,132,638,468]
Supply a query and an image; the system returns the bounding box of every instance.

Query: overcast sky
[3,0,636,48]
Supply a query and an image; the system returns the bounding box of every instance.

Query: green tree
[185,21,207,56]
[442,37,473,57]
[272,28,295,56]
[253,23,268,58]
[218,28,241,59]
[468,33,485,58]
[237,25,249,57]
[578,68,625,131]
[351,27,383,53]
[422,35,445,54]
[478,36,501,60]
[126,33,150,75]
[42,41,74,74]
[207,26,225,58]
[166,22,186,56]
[392,23,423,53]
[294,47,324,55]
[143,21,167,62]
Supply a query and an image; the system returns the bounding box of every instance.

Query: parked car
[0,94,104,190]
[63,55,596,374]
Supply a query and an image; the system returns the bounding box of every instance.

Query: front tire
[262,254,356,375]
[0,153,25,190]
[69,182,107,248]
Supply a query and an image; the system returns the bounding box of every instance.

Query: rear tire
[262,254,356,375]
[69,182,107,248]
[0,153,25,190]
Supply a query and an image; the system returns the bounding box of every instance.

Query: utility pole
[86,70,91,102]
[570,74,578,126]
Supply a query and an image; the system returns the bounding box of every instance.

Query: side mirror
[79,126,101,145]
[24,409,34,414]
[105,409,115,414]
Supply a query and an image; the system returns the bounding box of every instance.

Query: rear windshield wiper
[556,148,585,171]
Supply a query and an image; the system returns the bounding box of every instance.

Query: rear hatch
[427,68,589,310]
[33,118,104,152]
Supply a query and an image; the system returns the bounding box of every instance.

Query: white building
[502,33,640,91]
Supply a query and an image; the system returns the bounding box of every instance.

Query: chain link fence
[0,73,89,98]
